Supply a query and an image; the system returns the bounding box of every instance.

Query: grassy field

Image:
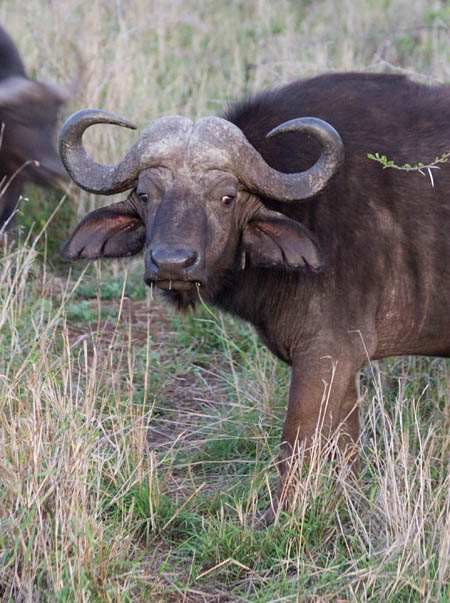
[0,0,449,600]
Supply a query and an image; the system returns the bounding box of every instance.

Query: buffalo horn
[59,109,138,195]
[237,117,344,202]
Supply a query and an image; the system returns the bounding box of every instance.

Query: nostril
[182,249,198,268]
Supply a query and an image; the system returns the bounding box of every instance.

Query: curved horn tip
[62,109,137,134]
[265,116,342,144]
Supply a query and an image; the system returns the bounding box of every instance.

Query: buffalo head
[60,109,343,305]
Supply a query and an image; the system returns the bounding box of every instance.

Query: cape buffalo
[0,25,72,230]
[59,72,450,524]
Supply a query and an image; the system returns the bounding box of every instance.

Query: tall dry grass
[0,0,449,600]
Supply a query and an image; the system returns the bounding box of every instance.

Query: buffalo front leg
[260,353,361,526]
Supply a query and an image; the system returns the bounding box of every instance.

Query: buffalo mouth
[153,279,199,291]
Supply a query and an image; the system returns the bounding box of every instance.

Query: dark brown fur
[221,73,450,358]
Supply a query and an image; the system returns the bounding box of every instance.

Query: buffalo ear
[241,214,324,270]
[60,201,145,260]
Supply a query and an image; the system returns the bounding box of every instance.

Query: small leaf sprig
[367,150,450,187]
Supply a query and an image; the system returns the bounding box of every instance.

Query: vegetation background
[0,0,449,600]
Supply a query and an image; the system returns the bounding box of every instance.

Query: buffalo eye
[221,194,235,206]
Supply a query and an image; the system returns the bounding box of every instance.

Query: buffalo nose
[150,245,198,271]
